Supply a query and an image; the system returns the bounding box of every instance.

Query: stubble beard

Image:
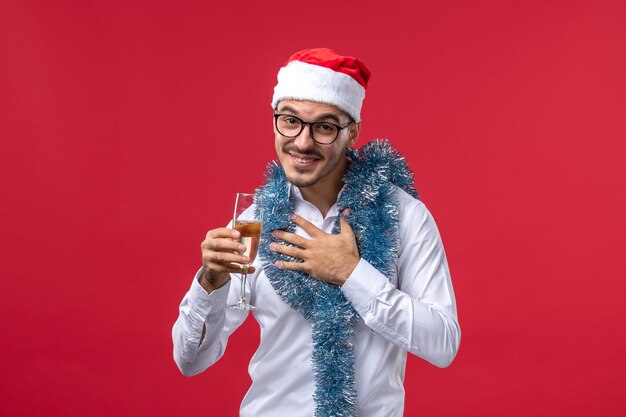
[279,140,348,190]
[284,163,325,188]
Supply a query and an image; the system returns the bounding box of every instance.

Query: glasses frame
[273,113,355,145]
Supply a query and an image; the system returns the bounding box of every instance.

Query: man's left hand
[269,212,360,286]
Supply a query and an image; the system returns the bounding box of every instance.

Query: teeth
[295,157,314,163]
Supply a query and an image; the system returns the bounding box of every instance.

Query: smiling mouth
[293,155,316,164]
[286,151,321,167]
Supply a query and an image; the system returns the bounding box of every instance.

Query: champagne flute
[228,193,262,310]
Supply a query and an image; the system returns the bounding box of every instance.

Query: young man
[173,48,460,417]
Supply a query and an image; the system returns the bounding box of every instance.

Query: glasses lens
[276,115,303,137]
[311,122,339,144]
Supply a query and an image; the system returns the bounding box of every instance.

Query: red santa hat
[271,48,371,122]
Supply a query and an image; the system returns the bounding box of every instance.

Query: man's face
[274,100,359,190]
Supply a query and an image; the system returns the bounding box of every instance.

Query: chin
[284,171,320,188]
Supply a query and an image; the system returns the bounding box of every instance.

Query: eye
[281,116,299,126]
[314,123,337,134]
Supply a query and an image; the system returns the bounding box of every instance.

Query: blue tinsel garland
[255,139,418,417]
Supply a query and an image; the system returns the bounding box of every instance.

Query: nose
[293,123,316,150]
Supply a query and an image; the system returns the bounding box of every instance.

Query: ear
[347,122,360,148]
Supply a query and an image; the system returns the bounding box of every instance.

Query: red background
[2,1,625,416]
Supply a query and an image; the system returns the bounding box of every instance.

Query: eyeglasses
[274,113,355,145]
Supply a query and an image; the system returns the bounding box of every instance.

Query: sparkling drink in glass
[228,193,262,310]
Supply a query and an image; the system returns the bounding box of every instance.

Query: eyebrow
[277,105,344,124]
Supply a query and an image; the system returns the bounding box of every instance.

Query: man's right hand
[198,227,255,293]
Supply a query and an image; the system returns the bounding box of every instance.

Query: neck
[298,157,347,217]
[299,182,342,218]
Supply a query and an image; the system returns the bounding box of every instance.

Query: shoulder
[391,185,440,241]
[391,185,427,220]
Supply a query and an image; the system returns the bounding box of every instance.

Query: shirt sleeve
[172,269,248,376]
[340,195,461,368]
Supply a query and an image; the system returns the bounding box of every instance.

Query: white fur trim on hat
[271,61,366,122]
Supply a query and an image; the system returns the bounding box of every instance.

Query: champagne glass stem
[239,265,248,304]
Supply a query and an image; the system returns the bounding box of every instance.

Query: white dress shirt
[172,185,460,417]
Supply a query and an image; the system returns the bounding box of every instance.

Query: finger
[205,262,247,274]
[272,230,309,247]
[274,260,306,271]
[207,227,240,239]
[270,242,305,260]
[292,214,323,237]
[339,216,354,235]
[206,261,256,274]
[204,251,251,266]
[217,263,257,273]
[205,238,245,253]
